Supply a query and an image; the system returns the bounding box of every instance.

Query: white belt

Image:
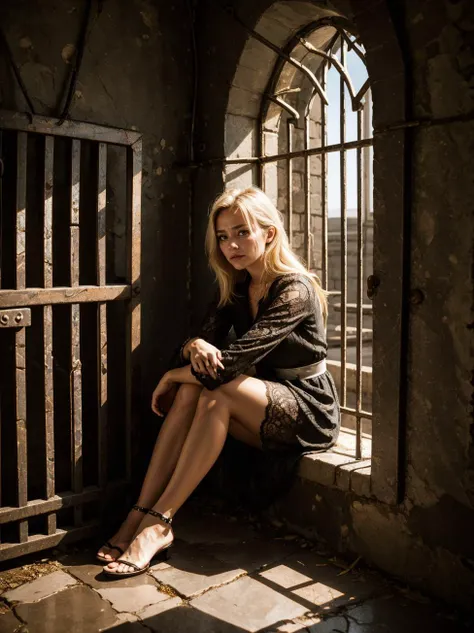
[274,359,327,381]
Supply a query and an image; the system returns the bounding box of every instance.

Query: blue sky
[324,47,373,217]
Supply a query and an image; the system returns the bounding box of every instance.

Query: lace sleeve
[192,276,314,390]
[179,294,232,363]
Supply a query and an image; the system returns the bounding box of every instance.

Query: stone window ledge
[297,430,372,498]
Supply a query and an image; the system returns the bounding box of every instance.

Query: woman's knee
[173,383,203,410]
[196,386,228,410]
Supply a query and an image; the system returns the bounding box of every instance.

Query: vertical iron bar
[340,37,348,410]
[304,115,311,269]
[97,143,108,489]
[44,136,56,532]
[70,139,83,525]
[125,141,142,485]
[363,91,372,278]
[321,64,328,290]
[16,131,28,542]
[286,119,293,246]
[356,110,363,460]
[0,130,3,290]
[0,130,2,537]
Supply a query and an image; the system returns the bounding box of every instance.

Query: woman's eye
[218,235,227,241]
[238,230,250,237]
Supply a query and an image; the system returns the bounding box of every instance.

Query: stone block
[224,114,256,160]
[15,585,117,633]
[298,452,352,486]
[65,554,161,591]
[191,575,307,631]
[101,612,149,632]
[150,544,243,598]
[335,460,372,491]
[0,609,22,633]
[351,466,372,497]
[139,599,237,633]
[227,85,261,118]
[257,550,384,614]
[96,583,169,614]
[224,164,255,189]
[3,570,77,604]
[301,595,468,632]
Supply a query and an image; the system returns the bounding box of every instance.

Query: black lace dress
[178,273,341,507]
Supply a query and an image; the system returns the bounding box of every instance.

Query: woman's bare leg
[105,375,268,573]
[97,383,202,561]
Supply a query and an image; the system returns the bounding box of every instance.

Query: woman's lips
[230,254,244,260]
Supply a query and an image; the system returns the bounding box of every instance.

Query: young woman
[100,186,340,577]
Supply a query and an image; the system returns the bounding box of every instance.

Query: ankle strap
[148,509,173,525]
[132,504,150,514]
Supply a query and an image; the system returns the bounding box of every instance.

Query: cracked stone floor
[0,504,471,633]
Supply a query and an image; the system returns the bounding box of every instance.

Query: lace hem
[260,381,302,451]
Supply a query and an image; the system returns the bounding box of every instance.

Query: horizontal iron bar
[181,137,373,168]
[0,307,31,327]
[180,110,474,171]
[0,524,99,562]
[340,405,372,419]
[0,482,128,524]
[263,137,373,162]
[0,284,132,308]
[333,303,373,315]
[0,110,142,146]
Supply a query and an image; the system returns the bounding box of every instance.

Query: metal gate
[0,111,141,562]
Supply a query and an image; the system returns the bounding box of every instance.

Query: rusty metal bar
[0,524,100,563]
[269,97,299,120]
[0,284,130,308]
[286,119,293,245]
[298,37,364,111]
[0,130,3,290]
[243,137,373,164]
[0,308,31,327]
[70,139,83,526]
[125,140,142,483]
[321,64,328,290]
[0,110,142,146]
[340,38,348,409]
[15,131,28,543]
[0,480,128,524]
[356,110,364,460]
[193,138,373,168]
[338,29,366,64]
[97,142,108,489]
[43,135,56,531]
[340,405,372,418]
[304,113,311,268]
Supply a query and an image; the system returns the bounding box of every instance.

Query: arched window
[221,1,407,503]
[260,23,373,460]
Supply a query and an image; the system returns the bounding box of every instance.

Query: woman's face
[215,207,270,270]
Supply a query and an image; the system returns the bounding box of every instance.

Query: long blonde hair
[205,186,328,322]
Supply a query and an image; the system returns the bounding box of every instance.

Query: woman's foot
[96,506,150,563]
[103,516,174,575]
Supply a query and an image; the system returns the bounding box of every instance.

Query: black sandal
[103,509,173,578]
[96,504,150,563]
[103,543,172,578]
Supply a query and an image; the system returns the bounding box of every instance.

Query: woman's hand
[187,338,224,378]
[151,372,177,417]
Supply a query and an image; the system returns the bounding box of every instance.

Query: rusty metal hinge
[0,308,31,328]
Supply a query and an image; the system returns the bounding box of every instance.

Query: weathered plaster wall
[194,0,474,608]
[0,0,193,407]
